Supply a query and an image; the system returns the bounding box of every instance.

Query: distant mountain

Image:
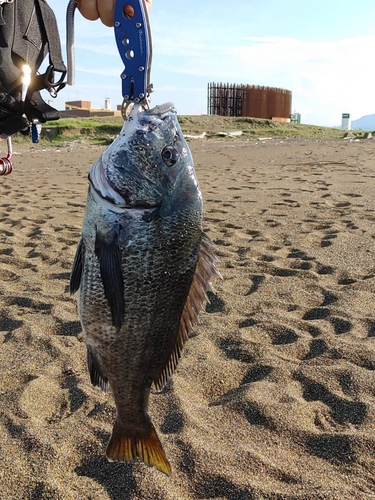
[352,114,375,130]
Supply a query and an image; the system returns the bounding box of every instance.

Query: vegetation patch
[11,115,363,146]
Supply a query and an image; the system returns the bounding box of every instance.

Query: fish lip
[90,178,160,212]
[89,157,127,207]
[89,160,160,212]
[125,204,160,212]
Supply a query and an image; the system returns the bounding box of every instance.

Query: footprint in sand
[321,290,338,306]
[61,371,88,413]
[320,233,337,248]
[241,365,273,385]
[316,263,335,275]
[205,291,225,314]
[367,322,375,337]
[303,338,328,360]
[330,317,352,335]
[239,317,257,328]
[268,326,299,345]
[159,382,186,434]
[295,374,367,426]
[306,435,354,465]
[303,307,331,320]
[218,338,254,364]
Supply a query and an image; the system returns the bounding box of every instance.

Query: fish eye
[161,146,179,167]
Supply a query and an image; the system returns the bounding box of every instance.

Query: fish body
[70,103,219,474]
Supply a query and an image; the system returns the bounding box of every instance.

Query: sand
[1,136,375,499]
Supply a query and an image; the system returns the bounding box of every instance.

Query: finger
[76,0,100,21]
[97,0,116,27]
[123,1,152,17]
[123,5,135,17]
[78,0,151,25]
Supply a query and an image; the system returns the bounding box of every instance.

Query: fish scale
[70,103,220,474]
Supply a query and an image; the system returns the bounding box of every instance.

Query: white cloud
[151,32,375,124]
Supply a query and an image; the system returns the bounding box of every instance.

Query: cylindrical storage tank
[253,86,291,119]
[207,83,292,119]
[104,98,111,110]
[266,87,292,119]
[243,85,267,119]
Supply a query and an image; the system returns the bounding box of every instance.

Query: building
[341,113,352,130]
[60,100,122,118]
[207,83,292,121]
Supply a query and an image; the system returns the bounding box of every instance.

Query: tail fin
[106,419,171,475]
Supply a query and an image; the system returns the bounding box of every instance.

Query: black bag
[0,0,66,136]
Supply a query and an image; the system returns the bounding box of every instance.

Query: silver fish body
[70,103,219,474]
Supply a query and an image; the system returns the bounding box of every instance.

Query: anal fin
[106,419,171,475]
[87,347,109,393]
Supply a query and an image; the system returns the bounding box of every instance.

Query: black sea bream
[70,102,220,474]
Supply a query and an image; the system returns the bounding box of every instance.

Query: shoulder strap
[35,0,66,74]
[11,0,66,75]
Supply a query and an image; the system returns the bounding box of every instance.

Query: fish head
[89,103,201,211]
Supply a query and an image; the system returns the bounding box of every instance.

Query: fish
[70,102,220,475]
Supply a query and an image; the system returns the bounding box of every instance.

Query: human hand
[77,0,152,27]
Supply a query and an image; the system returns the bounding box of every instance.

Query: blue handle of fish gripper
[114,0,151,102]
[31,123,39,143]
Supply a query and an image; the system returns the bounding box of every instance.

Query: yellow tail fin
[106,419,171,475]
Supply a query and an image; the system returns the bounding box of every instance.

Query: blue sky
[47,1,375,126]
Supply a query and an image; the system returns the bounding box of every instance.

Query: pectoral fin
[70,238,84,294]
[153,233,221,391]
[95,227,125,330]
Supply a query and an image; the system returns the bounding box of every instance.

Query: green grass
[41,116,124,144]
[12,115,363,146]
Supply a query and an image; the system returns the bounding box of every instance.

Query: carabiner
[0,136,13,176]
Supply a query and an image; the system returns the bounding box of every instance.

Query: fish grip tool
[114,0,153,115]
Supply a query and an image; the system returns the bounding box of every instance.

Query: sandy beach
[1,136,375,499]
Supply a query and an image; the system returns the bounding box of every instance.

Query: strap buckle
[30,64,67,97]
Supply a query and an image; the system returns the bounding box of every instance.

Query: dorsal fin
[153,233,221,391]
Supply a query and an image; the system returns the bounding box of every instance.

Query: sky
[47,0,375,126]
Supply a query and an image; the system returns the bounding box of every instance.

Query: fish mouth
[89,158,160,212]
[89,157,127,208]
[143,102,175,118]
[129,102,176,126]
